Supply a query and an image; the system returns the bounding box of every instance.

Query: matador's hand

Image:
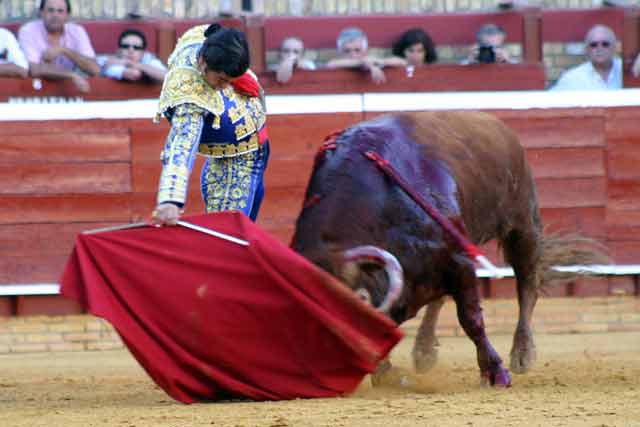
[151,203,182,226]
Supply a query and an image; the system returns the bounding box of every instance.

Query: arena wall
[1,91,640,318]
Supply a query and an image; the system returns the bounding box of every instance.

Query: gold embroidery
[157,104,203,205]
[198,134,259,158]
[158,67,225,117]
[203,150,258,213]
[234,119,257,141]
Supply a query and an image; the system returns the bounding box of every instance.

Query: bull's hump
[344,114,414,150]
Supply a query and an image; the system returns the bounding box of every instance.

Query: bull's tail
[536,231,611,292]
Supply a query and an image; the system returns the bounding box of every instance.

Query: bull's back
[405,111,535,242]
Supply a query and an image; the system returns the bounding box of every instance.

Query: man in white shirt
[551,25,622,91]
[0,28,28,78]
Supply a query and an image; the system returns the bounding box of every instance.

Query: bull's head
[292,115,419,320]
[341,245,404,313]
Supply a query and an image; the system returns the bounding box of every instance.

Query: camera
[476,44,496,64]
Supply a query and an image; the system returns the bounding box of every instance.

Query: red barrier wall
[1,104,640,315]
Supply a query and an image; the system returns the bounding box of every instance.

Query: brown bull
[292,111,548,387]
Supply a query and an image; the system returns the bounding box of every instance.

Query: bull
[291,111,596,387]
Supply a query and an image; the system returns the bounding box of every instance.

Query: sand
[1,331,639,427]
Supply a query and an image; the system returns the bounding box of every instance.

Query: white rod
[177,220,249,246]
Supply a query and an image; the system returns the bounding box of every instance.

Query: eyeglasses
[45,7,67,13]
[119,43,144,51]
[588,40,612,48]
[343,47,363,54]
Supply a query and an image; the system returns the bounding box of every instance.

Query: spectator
[391,28,438,67]
[97,29,167,84]
[0,28,28,78]
[271,36,315,84]
[18,0,99,93]
[462,24,516,65]
[631,52,640,78]
[551,25,621,91]
[326,27,406,84]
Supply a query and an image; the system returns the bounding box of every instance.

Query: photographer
[461,24,517,65]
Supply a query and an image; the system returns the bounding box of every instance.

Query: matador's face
[197,56,236,90]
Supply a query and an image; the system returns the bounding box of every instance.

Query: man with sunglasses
[18,0,98,93]
[97,29,166,83]
[551,25,622,91]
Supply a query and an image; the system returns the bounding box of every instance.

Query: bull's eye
[355,288,372,305]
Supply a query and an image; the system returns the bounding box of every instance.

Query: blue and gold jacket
[155,25,266,206]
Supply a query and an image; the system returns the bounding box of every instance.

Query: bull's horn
[342,246,404,313]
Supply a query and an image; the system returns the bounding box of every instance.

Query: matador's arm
[157,103,205,207]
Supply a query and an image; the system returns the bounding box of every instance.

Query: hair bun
[204,23,222,37]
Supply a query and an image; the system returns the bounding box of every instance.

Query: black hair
[199,26,250,78]
[39,0,71,13]
[118,29,147,49]
[391,28,437,64]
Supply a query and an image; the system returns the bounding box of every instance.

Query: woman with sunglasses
[97,29,167,83]
[151,23,269,226]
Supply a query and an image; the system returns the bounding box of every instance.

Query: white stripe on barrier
[363,89,640,112]
[0,284,61,296]
[2,89,640,121]
[1,264,639,296]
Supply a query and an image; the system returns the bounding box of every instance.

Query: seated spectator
[97,29,167,84]
[326,27,406,84]
[462,24,516,65]
[270,37,315,84]
[0,27,28,78]
[551,25,621,91]
[18,0,99,93]
[391,28,438,69]
[632,52,640,78]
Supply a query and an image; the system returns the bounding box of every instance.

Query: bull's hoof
[412,347,439,373]
[480,367,512,388]
[371,367,414,388]
[509,342,537,374]
[371,359,392,387]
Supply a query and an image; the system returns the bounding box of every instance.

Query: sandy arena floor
[1,331,639,427]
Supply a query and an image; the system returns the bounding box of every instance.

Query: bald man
[551,25,622,90]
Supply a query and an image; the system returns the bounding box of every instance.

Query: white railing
[2,265,639,295]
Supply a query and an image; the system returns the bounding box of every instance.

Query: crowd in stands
[1,0,640,92]
[1,0,167,91]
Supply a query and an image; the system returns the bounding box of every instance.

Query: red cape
[60,212,403,403]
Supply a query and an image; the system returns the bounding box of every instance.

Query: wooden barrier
[1,92,640,315]
[259,64,547,94]
[263,8,542,63]
[0,64,545,102]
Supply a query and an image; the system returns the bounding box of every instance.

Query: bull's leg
[412,296,445,373]
[503,228,541,374]
[449,260,511,387]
